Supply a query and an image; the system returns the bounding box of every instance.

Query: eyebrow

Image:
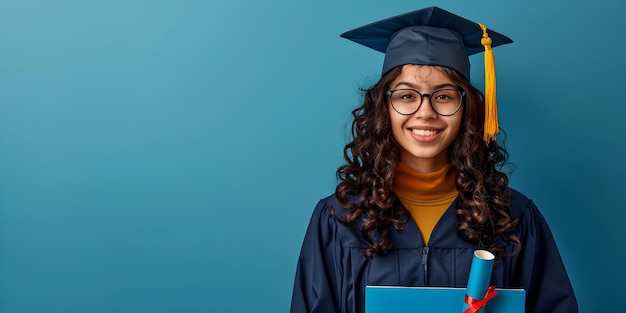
[393,81,458,91]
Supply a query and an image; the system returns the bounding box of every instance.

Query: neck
[399,150,449,174]
[394,162,457,201]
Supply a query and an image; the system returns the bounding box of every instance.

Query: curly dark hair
[333,65,520,259]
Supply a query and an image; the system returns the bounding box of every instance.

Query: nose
[413,95,438,119]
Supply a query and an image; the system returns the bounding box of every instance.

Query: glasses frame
[386,88,466,116]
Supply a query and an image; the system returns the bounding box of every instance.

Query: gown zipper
[421,246,429,284]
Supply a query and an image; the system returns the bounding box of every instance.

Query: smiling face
[388,65,463,173]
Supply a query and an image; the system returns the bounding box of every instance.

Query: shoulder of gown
[290,194,363,313]
[506,188,578,313]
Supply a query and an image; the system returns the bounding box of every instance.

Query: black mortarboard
[340,6,512,78]
[340,6,513,142]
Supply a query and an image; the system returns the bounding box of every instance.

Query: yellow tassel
[479,23,498,143]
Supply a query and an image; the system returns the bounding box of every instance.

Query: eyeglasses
[386,88,465,116]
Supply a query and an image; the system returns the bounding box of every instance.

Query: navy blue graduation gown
[290,189,577,313]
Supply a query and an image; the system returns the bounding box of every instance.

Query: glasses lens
[431,89,462,116]
[390,89,421,115]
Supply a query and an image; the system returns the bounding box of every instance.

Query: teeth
[412,129,438,136]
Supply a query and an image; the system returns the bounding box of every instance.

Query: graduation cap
[340,6,513,142]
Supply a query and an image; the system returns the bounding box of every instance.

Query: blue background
[0,0,623,312]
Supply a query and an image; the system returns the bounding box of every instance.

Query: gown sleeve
[290,199,341,313]
[514,199,578,313]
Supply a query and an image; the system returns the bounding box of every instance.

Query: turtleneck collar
[394,162,458,201]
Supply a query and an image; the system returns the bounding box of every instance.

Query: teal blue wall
[1,0,623,312]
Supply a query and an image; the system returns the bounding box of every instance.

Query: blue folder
[365,285,525,313]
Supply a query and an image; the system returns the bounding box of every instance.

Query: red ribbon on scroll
[463,285,498,313]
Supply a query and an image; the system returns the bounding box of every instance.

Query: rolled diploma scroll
[462,250,495,313]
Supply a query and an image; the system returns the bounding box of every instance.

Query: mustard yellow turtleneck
[394,163,458,245]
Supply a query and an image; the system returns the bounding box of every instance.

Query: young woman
[290,7,577,313]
